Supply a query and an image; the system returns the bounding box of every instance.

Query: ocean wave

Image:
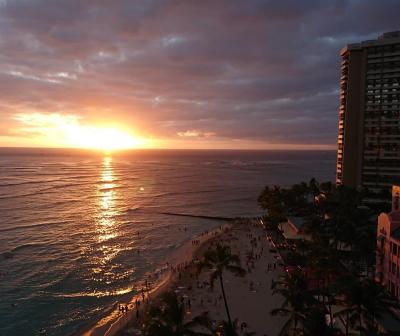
[59,174,98,181]
[11,242,46,252]
[151,188,225,198]
[0,220,74,233]
[51,286,135,298]
[98,185,125,192]
[0,182,94,199]
[111,176,138,183]
[1,251,14,259]
[43,182,94,191]
[228,160,253,167]
[0,188,64,200]
[0,178,62,188]
[0,199,80,212]
[2,166,39,170]
[125,206,141,212]
[1,243,46,259]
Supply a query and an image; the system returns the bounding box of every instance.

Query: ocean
[0,149,335,336]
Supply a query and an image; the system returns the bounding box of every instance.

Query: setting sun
[12,113,147,150]
[64,125,145,151]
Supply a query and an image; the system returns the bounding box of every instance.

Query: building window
[393,243,398,256]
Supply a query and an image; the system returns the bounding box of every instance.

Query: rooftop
[287,216,305,231]
[341,31,400,55]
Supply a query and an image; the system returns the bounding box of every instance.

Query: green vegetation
[271,270,322,336]
[259,178,399,335]
[140,179,397,336]
[143,291,211,336]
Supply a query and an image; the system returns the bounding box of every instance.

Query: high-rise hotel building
[336,32,400,192]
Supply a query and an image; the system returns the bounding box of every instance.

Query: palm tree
[335,275,398,336]
[307,242,339,309]
[361,321,387,336]
[303,214,327,244]
[258,185,287,225]
[319,181,334,194]
[270,270,316,336]
[360,279,399,330]
[308,178,320,198]
[143,291,211,336]
[335,274,365,336]
[308,178,320,215]
[302,306,337,336]
[197,243,245,329]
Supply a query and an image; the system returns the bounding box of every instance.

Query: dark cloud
[0,0,399,147]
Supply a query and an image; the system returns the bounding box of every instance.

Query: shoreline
[115,216,286,336]
[78,221,234,336]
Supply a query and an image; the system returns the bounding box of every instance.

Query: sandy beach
[82,218,287,336]
[81,223,233,336]
[166,219,287,336]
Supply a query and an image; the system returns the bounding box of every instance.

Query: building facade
[376,186,400,297]
[336,32,400,192]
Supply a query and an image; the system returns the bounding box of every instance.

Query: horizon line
[0,146,337,151]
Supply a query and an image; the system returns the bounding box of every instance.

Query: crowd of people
[115,220,284,335]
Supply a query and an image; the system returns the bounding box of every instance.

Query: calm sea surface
[0,149,335,335]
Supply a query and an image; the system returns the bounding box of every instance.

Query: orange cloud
[177,130,216,138]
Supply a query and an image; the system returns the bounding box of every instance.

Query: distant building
[376,186,400,297]
[281,217,311,241]
[336,32,400,193]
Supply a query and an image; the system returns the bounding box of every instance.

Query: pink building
[376,186,400,297]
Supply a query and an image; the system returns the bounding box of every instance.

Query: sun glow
[64,125,145,151]
[13,113,147,150]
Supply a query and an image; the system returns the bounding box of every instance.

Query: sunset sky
[0,0,399,150]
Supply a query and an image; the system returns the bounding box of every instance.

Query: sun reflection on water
[97,156,117,242]
[88,156,134,297]
[92,156,121,281]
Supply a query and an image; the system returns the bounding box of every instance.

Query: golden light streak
[13,113,147,151]
[97,156,117,242]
